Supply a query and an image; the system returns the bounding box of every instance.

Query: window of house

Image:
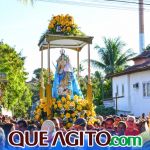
[122,84,124,96]
[143,82,150,97]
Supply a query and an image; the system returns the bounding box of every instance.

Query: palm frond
[90,59,106,70]
[115,49,135,66]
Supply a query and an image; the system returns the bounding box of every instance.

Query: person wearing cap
[125,116,139,136]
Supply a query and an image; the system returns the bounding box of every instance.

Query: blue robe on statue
[52,54,83,99]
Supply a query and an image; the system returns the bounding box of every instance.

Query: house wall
[112,70,150,116]
[112,75,130,113]
[130,70,150,116]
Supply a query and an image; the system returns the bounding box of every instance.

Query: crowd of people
[0,113,150,150]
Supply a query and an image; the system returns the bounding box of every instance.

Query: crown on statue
[60,49,65,55]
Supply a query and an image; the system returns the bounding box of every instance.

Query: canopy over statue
[35,14,94,121]
[52,50,83,98]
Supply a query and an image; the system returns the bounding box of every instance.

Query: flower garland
[48,14,84,36]
[34,95,96,128]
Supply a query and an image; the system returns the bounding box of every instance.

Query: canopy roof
[38,32,94,52]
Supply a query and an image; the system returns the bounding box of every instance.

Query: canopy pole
[87,44,92,112]
[88,44,91,83]
[48,43,50,84]
[77,51,79,79]
[46,42,52,119]
[40,50,44,99]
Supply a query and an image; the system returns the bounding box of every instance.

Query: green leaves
[0,43,32,117]
[92,37,135,75]
[145,44,150,51]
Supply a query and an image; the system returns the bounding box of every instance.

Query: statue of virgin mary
[52,50,83,99]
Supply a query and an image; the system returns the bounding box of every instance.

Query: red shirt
[125,128,140,136]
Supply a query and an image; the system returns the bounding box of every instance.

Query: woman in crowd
[125,116,139,136]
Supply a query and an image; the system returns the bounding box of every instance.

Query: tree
[145,44,150,50]
[0,43,32,117]
[91,37,135,75]
[79,75,88,98]
[29,68,54,103]
[19,0,34,5]
[73,63,85,75]
[91,71,112,105]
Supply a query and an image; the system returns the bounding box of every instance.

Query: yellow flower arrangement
[52,98,56,102]
[60,114,64,118]
[66,101,70,105]
[40,119,44,124]
[66,27,71,32]
[35,115,40,120]
[66,95,71,101]
[71,113,76,117]
[40,103,45,109]
[34,94,97,128]
[73,118,76,122]
[86,110,91,117]
[75,110,78,114]
[58,103,63,109]
[43,106,47,112]
[74,95,78,101]
[54,104,57,109]
[64,104,69,110]
[48,14,84,35]
[66,123,72,128]
[70,101,75,107]
[36,108,41,113]
[66,113,71,118]
[61,97,66,103]
[76,105,82,111]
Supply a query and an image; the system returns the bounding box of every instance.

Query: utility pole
[139,0,145,53]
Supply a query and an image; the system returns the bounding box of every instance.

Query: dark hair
[94,121,100,126]
[118,121,127,129]
[17,119,28,128]
[101,121,106,127]
[2,123,13,136]
[27,125,37,131]
[2,123,14,147]
[105,117,114,123]
[115,116,121,120]
[74,118,87,127]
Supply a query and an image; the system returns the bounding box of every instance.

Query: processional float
[35,14,95,126]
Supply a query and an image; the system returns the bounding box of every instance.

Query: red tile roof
[131,50,150,60]
[108,60,150,78]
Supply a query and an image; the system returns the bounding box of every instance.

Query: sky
[0,0,150,81]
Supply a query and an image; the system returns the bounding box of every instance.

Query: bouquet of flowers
[34,95,96,128]
[48,14,84,36]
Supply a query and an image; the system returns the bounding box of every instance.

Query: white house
[111,50,150,116]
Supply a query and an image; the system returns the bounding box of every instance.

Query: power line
[103,0,150,6]
[38,0,150,6]
[37,0,150,11]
